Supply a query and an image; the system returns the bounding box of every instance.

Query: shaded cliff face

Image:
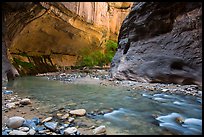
[2,2,42,81]
[2,2,132,80]
[110,2,202,86]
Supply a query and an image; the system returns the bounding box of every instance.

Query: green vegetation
[78,40,118,68]
[13,57,34,68]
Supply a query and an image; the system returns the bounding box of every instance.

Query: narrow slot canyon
[2,2,202,135]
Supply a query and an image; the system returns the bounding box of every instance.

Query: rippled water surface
[5,76,202,135]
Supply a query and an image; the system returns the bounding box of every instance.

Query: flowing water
[4,76,202,135]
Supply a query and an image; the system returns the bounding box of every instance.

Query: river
[4,76,202,135]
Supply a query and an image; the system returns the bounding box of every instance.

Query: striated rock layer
[110,2,202,86]
[2,2,132,81]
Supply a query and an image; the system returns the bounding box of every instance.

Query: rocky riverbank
[2,69,202,135]
[37,69,202,97]
[2,87,109,135]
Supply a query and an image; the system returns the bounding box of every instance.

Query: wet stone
[35,126,46,132]
[64,127,78,135]
[42,117,52,123]
[19,127,30,132]
[69,109,86,116]
[38,129,50,134]
[93,125,106,135]
[2,130,9,135]
[175,117,184,124]
[68,117,75,123]
[3,90,13,95]
[44,122,58,131]
[9,130,28,135]
[31,117,40,125]
[22,119,37,130]
[59,129,64,135]
[61,113,69,119]
[28,129,36,135]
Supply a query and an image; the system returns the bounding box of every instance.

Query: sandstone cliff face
[110,2,202,86]
[2,2,132,80]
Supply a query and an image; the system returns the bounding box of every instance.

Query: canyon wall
[2,2,132,81]
[110,2,202,86]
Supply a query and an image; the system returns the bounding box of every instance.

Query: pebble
[42,117,52,123]
[14,101,20,105]
[161,88,169,92]
[3,90,13,95]
[57,113,63,117]
[5,103,16,109]
[38,129,50,134]
[6,116,25,129]
[10,97,15,101]
[93,125,106,135]
[64,127,78,135]
[69,109,86,116]
[35,126,46,132]
[19,127,30,132]
[20,98,31,105]
[68,117,75,123]
[28,129,36,135]
[9,130,28,135]
[61,113,69,119]
[175,117,184,124]
[31,117,40,125]
[44,122,58,131]
[22,119,37,130]
[2,130,9,135]
[2,87,7,90]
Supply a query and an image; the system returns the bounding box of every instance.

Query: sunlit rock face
[110,2,202,86]
[2,2,132,79]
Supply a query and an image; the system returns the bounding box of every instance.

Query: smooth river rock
[64,127,78,135]
[41,117,52,123]
[69,109,86,116]
[28,129,36,135]
[9,130,28,135]
[18,127,30,132]
[44,122,58,131]
[20,98,31,105]
[93,125,106,135]
[5,103,16,109]
[6,116,25,129]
